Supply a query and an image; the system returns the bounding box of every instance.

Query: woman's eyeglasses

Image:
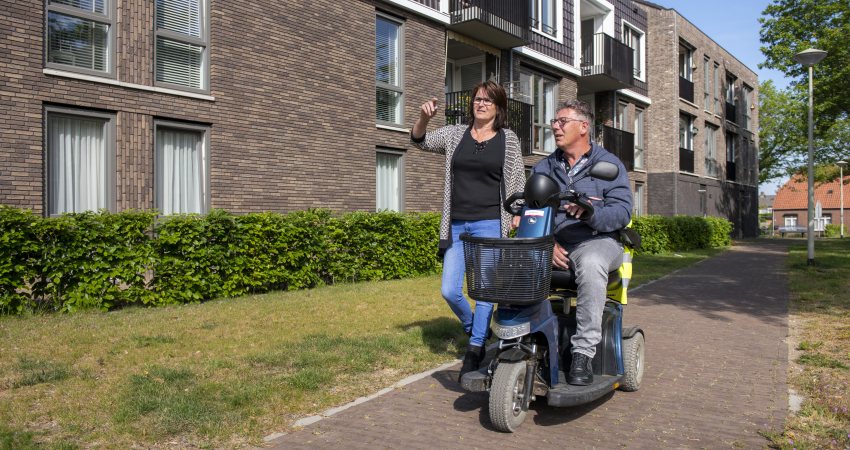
[473,97,494,106]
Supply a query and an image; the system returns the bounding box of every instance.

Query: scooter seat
[550,268,620,291]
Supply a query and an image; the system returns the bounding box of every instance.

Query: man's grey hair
[557,99,594,123]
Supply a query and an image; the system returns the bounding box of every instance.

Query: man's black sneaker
[567,352,593,386]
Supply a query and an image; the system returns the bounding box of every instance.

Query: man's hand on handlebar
[563,196,600,220]
[552,242,571,270]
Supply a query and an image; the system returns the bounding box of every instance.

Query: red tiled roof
[773,175,850,210]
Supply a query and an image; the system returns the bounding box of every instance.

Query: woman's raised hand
[419,97,439,121]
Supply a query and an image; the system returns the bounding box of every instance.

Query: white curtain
[542,81,556,151]
[376,153,401,212]
[48,115,107,214]
[157,128,203,215]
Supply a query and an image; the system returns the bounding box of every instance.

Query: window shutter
[156,0,204,89]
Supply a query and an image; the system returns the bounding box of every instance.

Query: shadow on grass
[398,317,466,357]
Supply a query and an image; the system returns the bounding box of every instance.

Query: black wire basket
[460,233,554,305]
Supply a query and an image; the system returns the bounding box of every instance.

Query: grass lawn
[761,238,850,449]
[0,247,721,449]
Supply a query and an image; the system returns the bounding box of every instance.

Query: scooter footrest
[460,367,489,392]
[547,374,621,407]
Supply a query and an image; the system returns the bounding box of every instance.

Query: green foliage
[759,0,850,129]
[631,215,732,255]
[823,223,841,238]
[0,208,441,314]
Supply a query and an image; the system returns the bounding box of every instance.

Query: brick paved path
[265,240,789,449]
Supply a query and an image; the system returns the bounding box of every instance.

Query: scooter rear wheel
[489,361,528,432]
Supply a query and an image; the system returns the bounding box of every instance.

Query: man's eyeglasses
[550,117,586,127]
[473,97,494,106]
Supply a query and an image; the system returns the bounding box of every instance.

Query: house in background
[772,175,850,235]
[0,0,757,236]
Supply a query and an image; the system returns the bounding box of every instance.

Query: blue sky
[652,0,789,194]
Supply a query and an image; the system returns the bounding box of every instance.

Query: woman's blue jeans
[442,219,500,347]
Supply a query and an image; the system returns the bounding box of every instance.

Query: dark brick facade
[635,1,759,237]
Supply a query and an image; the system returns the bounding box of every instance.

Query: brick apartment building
[0,0,756,235]
[635,0,760,237]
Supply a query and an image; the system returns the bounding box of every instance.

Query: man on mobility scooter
[531,99,633,386]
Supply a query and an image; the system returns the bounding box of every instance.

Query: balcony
[448,0,530,49]
[602,126,634,171]
[726,161,736,181]
[444,90,533,155]
[725,101,737,123]
[578,33,634,95]
[679,77,694,103]
[679,147,694,173]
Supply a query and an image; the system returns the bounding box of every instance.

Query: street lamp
[838,160,847,239]
[792,48,827,265]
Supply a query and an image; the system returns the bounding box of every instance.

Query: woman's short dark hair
[467,80,508,130]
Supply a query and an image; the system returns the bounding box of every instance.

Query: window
[743,85,754,131]
[376,15,403,125]
[633,182,644,217]
[615,101,629,131]
[531,0,557,36]
[784,215,797,227]
[726,131,736,163]
[46,0,113,75]
[155,0,209,91]
[520,69,557,154]
[704,124,718,177]
[376,150,403,211]
[703,57,711,110]
[726,74,736,104]
[622,23,644,79]
[713,63,720,114]
[679,114,693,150]
[678,42,693,81]
[46,108,115,215]
[155,122,209,215]
[634,107,645,170]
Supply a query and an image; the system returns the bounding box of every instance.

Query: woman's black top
[451,128,505,221]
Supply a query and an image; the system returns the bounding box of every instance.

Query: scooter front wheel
[489,361,528,432]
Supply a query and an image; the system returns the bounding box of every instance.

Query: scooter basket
[460,233,554,305]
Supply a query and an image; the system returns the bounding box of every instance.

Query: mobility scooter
[459,161,645,432]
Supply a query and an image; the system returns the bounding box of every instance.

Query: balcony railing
[725,101,737,123]
[448,0,530,49]
[726,161,737,181]
[578,33,634,94]
[444,90,533,155]
[602,126,635,171]
[679,147,694,173]
[679,77,694,103]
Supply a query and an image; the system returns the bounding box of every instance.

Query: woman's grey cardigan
[412,124,526,256]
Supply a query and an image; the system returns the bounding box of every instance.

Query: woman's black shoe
[458,344,485,382]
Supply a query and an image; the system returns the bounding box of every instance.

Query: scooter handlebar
[503,192,525,216]
[557,190,595,220]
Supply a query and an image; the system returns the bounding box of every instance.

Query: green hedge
[631,214,732,254]
[1,206,730,314]
[1,208,440,313]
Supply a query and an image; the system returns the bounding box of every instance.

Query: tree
[759,80,850,184]
[759,0,850,129]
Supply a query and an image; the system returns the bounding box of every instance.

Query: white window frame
[679,114,693,151]
[703,56,711,111]
[520,68,559,155]
[376,148,404,212]
[45,106,116,216]
[726,73,736,105]
[45,0,115,77]
[615,101,630,131]
[154,0,210,93]
[678,41,693,81]
[633,182,644,217]
[713,63,721,115]
[154,120,210,215]
[634,107,645,170]
[531,0,564,42]
[622,20,645,81]
[743,84,754,131]
[726,131,736,163]
[376,13,405,126]
[704,124,718,177]
[573,0,614,67]
[784,215,797,227]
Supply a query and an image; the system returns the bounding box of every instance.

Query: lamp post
[839,160,847,239]
[792,48,828,265]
